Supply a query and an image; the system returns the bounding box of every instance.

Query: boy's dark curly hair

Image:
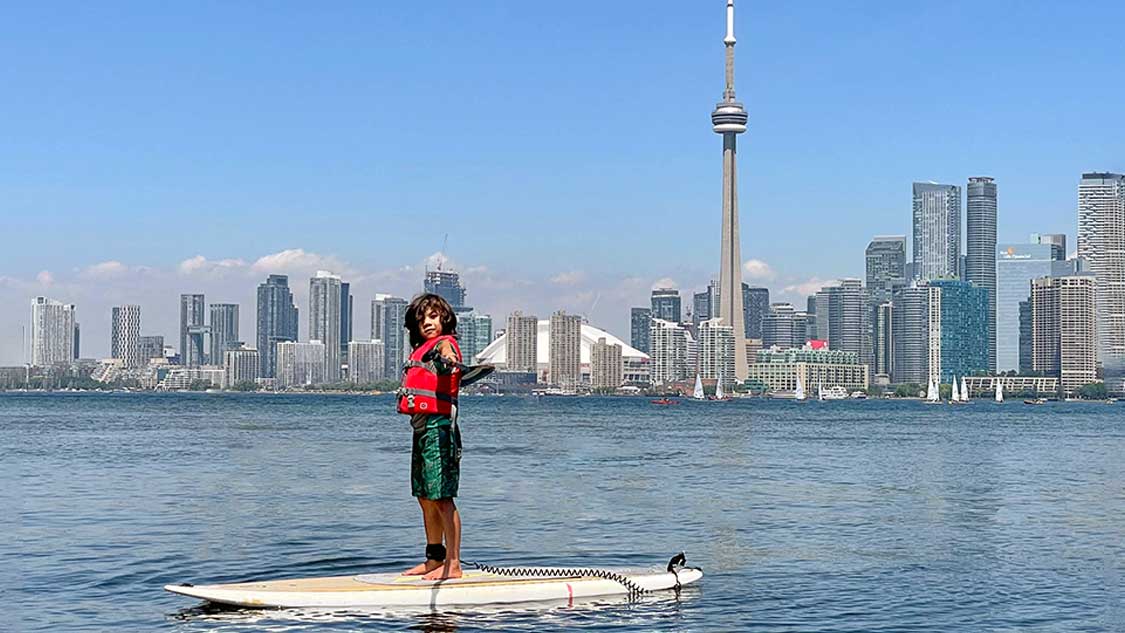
[404,293,458,349]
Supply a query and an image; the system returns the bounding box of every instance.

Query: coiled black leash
[459,552,695,599]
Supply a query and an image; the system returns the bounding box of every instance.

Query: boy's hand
[436,340,460,365]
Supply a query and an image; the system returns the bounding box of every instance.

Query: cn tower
[712,0,750,381]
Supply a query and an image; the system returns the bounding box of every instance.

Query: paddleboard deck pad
[164,556,702,608]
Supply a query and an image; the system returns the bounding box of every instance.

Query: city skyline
[2,2,1124,365]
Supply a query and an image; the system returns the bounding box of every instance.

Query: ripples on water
[5,393,1125,631]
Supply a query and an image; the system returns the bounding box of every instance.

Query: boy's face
[421,307,443,340]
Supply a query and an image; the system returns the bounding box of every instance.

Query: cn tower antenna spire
[724,0,737,102]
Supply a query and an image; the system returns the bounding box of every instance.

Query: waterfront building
[875,302,893,379]
[891,285,934,385]
[746,347,869,394]
[424,269,466,309]
[347,341,385,384]
[692,289,711,329]
[1031,233,1067,262]
[649,318,689,385]
[963,375,1059,397]
[73,322,80,359]
[630,307,652,354]
[805,296,818,341]
[458,312,493,364]
[159,366,225,390]
[827,279,866,361]
[699,318,736,390]
[372,295,409,381]
[712,0,750,381]
[30,297,76,367]
[1019,300,1033,374]
[651,288,682,323]
[340,282,353,365]
[209,303,239,364]
[866,236,908,296]
[256,274,299,379]
[276,340,327,388]
[912,182,962,280]
[549,311,582,388]
[930,280,989,383]
[996,243,1082,372]
[1031,273,1098,397]
[180,294,206,366]
[762,303,808,350]
[139,335,165,361]
[309,271,343,382]
[476,321,649,385]
[505,312,539,374]
[111,305,142,368]
[1077,172,1125,394]
[743,286,770,340]
[590,337,623,390]
[966,177,998,371]
[224,347,260,386]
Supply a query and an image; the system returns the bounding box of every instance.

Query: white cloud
[177,255,247,276]
[652,277,678,290]
[36,270,54,286]
[78,260,130,280]
[426,251,452,271]
[550,270,586,286]
[743,259,776,281]
[250,249,351,276]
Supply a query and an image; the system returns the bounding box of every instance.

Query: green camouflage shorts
[411,417,462,500]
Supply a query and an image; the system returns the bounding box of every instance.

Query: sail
[995,379,1003,403]
[818,382,825,401]
[795,373,806,401]
[961,377,969,401]
[693,374,705,400]
[926,377,939,402]
[951,376,960,402]
[715,381,725,400]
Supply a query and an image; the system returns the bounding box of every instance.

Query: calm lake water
[5,393,1124,632]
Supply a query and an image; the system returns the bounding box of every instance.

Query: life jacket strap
[397,387,457,403]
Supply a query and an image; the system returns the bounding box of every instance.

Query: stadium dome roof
[474,321,648,367]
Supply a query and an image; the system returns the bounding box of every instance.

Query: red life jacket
[397,335,461,415]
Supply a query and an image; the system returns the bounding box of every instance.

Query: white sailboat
[995,379,1004,403]
[715,380,727,400]
[950,376,960,403]
[692,374,705,400]
[818,382,825,401]
[795,373,807,401]
[925,377,940,403]
[961,376,970,403]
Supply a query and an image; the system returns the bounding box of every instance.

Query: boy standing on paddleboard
[397,293,464,580]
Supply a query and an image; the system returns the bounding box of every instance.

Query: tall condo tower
[712,0,750,381]
[309,271,343,383]
[966,176,998,372]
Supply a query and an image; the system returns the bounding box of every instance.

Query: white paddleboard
[164,564,702,608]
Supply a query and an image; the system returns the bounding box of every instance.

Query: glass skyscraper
[930,280,989,383]
[651,289,681,323]
[630,307,652,354]
[743,285,770,340]
[912,182,961,281]
[996,243,1082,372]
[256,274,299,379]
[966,177,997,371]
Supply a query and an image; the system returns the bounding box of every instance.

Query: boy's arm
[435,339,461,365]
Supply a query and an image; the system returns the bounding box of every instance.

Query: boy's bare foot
[403,559,444,576]
[422,560,462,580]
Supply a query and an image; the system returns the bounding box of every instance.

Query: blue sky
[2,1,1123,363]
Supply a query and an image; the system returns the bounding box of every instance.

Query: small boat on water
[692,374,705,401]
[924,377,941,404]
[850,391,867,399]
[794,373,807,402]
[651,398,679,406]
[995,379,1004,403]
[1024,397,1047,405]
